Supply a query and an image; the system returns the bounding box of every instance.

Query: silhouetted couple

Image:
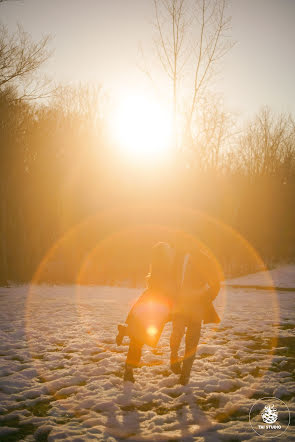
[116,242,221,385]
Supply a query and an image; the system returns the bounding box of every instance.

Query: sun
[112,94,172,160]
[147,325,158,336]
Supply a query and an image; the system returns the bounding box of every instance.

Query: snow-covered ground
[0,269,295,441]
[227,264,295,289]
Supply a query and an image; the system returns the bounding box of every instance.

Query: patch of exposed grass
[156,406,170,415]
[138,401,157,412]
[242,357,258,363]
[3,423,37,442]
[0,414,19,427]
[36,376,46,383]
[26,400,51,417]
[10,356,24,362]
[77,380,87,387]
[215,406,248,424]
[250,366,260,377]
[280,324,295,330]
[171,403,186,412]
[199,353,213,359]
[51,365,65,370]
[167,391,182,399]
[108,370,123,378]
[54,416,73,425]
[273,336,295,374]
[121,404,136,412]
[34,427,52,441]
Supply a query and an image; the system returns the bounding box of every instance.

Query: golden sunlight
[112,94,172,159]
[147,325,158,336]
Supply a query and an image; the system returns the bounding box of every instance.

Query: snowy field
[228,264,295,289]
[0,270,295,441]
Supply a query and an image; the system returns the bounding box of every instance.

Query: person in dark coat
[116,242,177,382]
[170,247,221,385]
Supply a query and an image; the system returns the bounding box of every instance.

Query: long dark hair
[146,242,173,291]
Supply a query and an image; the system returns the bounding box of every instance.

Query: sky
[1,0,295,118]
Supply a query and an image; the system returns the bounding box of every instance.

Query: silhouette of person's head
[150,242,174,272]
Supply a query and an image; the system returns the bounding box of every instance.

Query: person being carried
[116,242,176,382]
[170,246,221,385]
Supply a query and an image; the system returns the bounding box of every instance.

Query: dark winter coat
[126,287,174,347]
[173,250,221,324]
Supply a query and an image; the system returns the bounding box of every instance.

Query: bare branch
[150,0,234,148]
[0,23,53,100]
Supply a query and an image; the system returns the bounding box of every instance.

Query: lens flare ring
[25,205,279,436]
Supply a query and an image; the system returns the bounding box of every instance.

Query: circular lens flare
[25,206,280,437]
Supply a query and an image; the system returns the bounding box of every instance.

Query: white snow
[227,264,295,289]
[0,267,294,440]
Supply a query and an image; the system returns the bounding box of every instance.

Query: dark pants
[126,338,143,368]
[170,315,201,378]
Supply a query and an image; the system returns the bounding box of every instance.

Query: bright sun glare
[147,325,158,336]
[112,95,172,160]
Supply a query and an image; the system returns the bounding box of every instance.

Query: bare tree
[152,0,233,145]
[236,107,295,180]
[0,23,53,100]
[52,83,107,124]
[153,0,188,132]
[190,93,237,171]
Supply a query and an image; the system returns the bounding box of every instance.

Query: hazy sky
[1,0,295,117]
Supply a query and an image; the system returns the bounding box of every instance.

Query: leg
[180,320,201,385]
[170,315,186,373]
[124,338,143,382]
[126,338,143,368]
[116,324,128,345]
[116,309,135,345]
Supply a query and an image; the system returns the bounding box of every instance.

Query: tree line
[0,16,295,285]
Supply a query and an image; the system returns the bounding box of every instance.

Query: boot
[170,352,182,374]
[123,364,135,383]
[116,324,127,346]
[170,360,182,374]
[179,355,194,385]
[171,361,182,374]
[179,373,189,385]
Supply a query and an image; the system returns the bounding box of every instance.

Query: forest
[0,18,295,286]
